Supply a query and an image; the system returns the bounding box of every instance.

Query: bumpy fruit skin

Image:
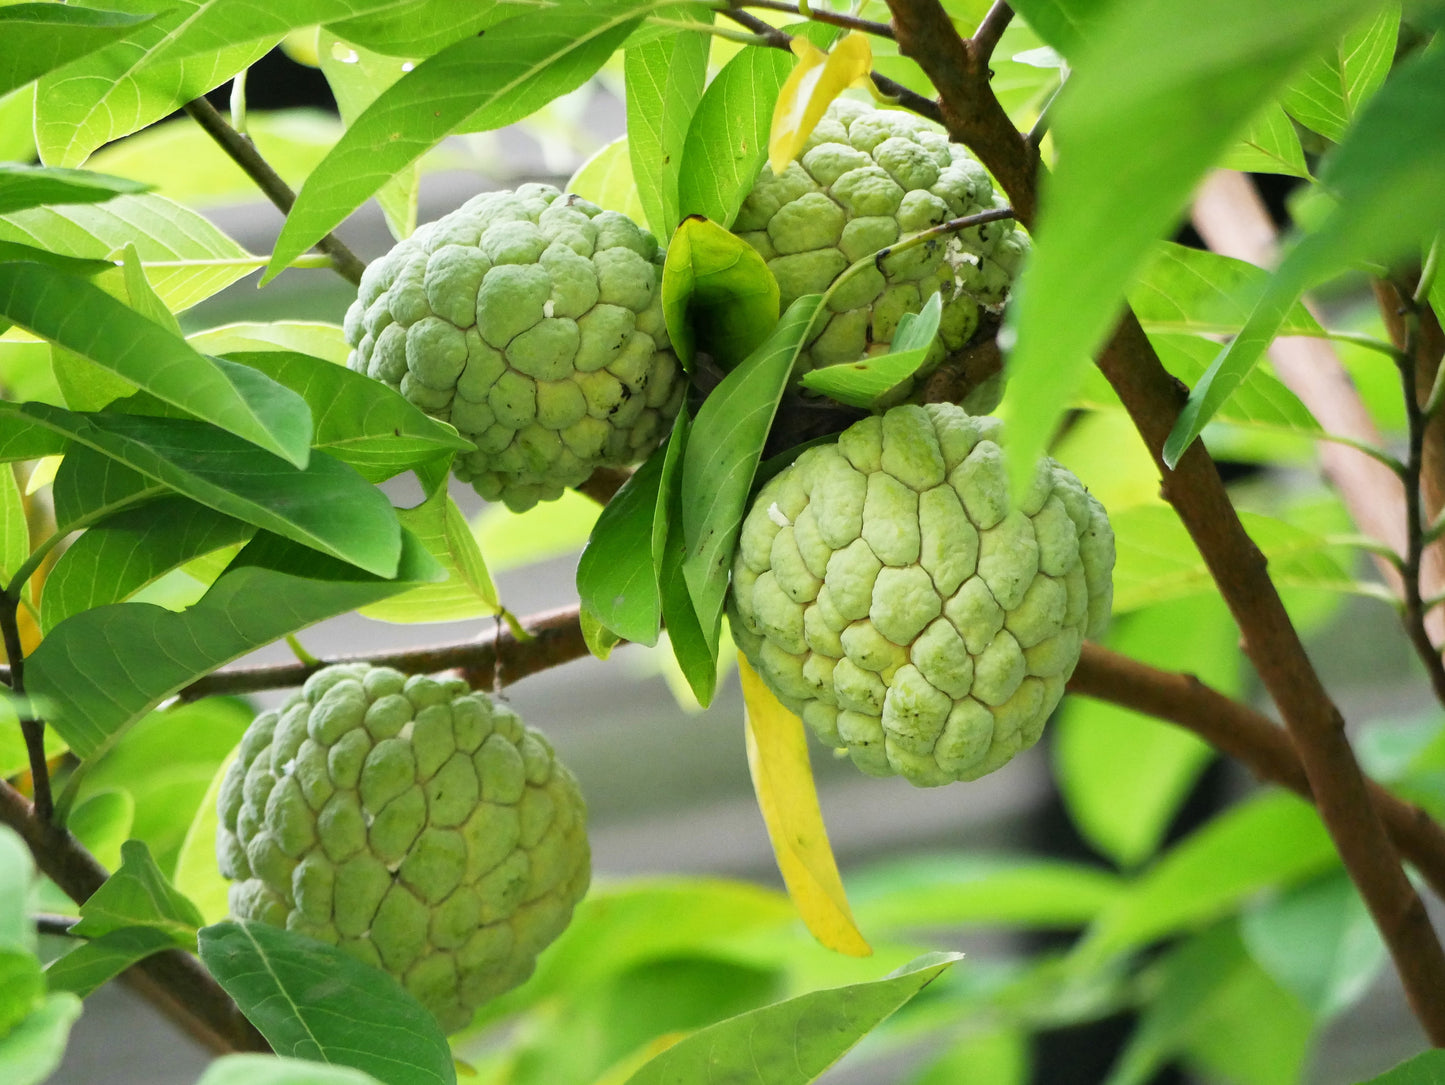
[216,664,590,1033]
[734,99,1029,403]
[729,403,1113,787]
[344,183,685,511]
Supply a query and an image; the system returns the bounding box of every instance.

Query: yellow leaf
[768,31,875,175]
[740,652,872,957]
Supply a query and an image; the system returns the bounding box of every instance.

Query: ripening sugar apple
[729,403,1114,787]
[734,99,1029,404]
[216,664,590,1032]
[344,183,685,511]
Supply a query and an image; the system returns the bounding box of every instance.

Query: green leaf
[0,193,258,312]
[1129,241,1323,339]
[0,417,66,463]
[196,1054,386,1085]
[223,350,473,481]
[0,265,316,465]
[318,28,418,241]
[625,7,711,239]
[265,3,647,282]
[0,950,44,1037]
[172,748,237,925]
[1281,2,1400,143]
[12,408,398,575]
[623,953,962,1085]
[24,531,440,761]
[675,43,793,229]
[680,296,819,666]
[70,840,204,943]
[0,86,36,164]
[0,825,36,954]
[578,441,671,645]
[907,1028,1030,1085]
[1363,1051,1445,1083]
[1054,595,1235,868]
[848,853,1124,931]
[359,458,499,623]
[1006,0,1111,57]
[1240,869,1386,1020]
[40,497,254,631]
[325,0,522,57]
[1217,101,1311,178]
[0,991,83,1085]
[66,789,135,873]
[999,0,1369,494]
[44,925,178,999]
[655,412,720,705]
[0,164,151,215]
[472,486,600,572]
[189,321,350,364]
[798,293,942,408]
[1077,792,1339,962]
[33,0,277,168]
[0,463,24,591]
[0,4,155,99]
[1165,39,1445,467]
[198,919,456,1085]
[661,215,780,373]
[566,137,647,225]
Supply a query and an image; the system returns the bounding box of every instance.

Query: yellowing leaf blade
[740,653,871,958]
[768,32,872,175]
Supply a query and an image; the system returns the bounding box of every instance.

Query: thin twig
[182,96,366,286]
[883,0,1445,1043]
[970,1,1013,64]
[0,591,51,823]
[732,0,895,38]
[872,206,1015,268]
[34,913,79,938]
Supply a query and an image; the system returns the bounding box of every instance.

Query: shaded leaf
[70,840,204,943]
[25,531,441,761]
[799,292,941,407]
[0,991,82,1085]
[0,164,150,214]
[44,926,177,1000]
[740,654,871,958]
[0,4,154,99]
[578,442,670,645]
[265,3,646,281]
[661,215,780,373]
[623,953,961,1085]
[199,920,456,1085]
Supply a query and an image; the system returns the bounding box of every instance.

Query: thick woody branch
[883,0,1445,1041]
[183,96,367,286]
[0,779,268,1054]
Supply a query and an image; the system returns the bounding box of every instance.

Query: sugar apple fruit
[344,183,686,511]
[734,99,1028,404]
[216,664,590,1032]
[729,403,1113,787]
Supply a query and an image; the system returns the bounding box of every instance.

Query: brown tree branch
[971,1,1014,64]
[182,96,367,286]
[731,0,896,38]
[0,779,268,1054]
[883,0,1445,1042]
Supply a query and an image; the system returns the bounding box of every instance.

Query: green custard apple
[734,98,1029,405]
[729,403,1113,787]
[344,183,686,511]
[217,664,590,1032]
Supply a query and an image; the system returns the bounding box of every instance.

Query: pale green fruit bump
[217,663,590,1033]
[729,403,1114,788]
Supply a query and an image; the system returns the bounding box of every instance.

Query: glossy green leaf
[1363,1051,1445,1083]
[578,441,670,645]
[0,4,155,99]
[1129,242,1323,339]
[13,408,398,575]
[680,296,819,665]
[265,3,646,281]
[70,840,204,943]
[33,1,277,168]
[1055,596,1227,869]
[325,0,521,57]
[223,350,472,481]
[44,925,177,999]
[566,136,647,225]
[0,194,257,312]
[196,1055,386,1085]
[623,953,962,1085]
[1281,2,1400,143]
[999,0,1369,495]
[1166,40,1445,467]
[24,531,440,760]
[0,267,316,465]
[188,321,350,364]
[676,43,793,229]
[1078,792,1338,962]
[199,919,456,1085]
[0,991,83,1085]
[661,215,780,373]
[318,28,418,241]
[40,496,255,631]
[0,164,151,214]
[359,458,498,623]
[1217,101,1311,178]
[625,6,710,239]
[1240,869,1386,1020]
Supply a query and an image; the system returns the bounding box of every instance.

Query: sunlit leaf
[0,164,151,214]
[0,4,155,99]
[1281,2,1400,143]
[1216,101,1310,179]
[566,136,646,225]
